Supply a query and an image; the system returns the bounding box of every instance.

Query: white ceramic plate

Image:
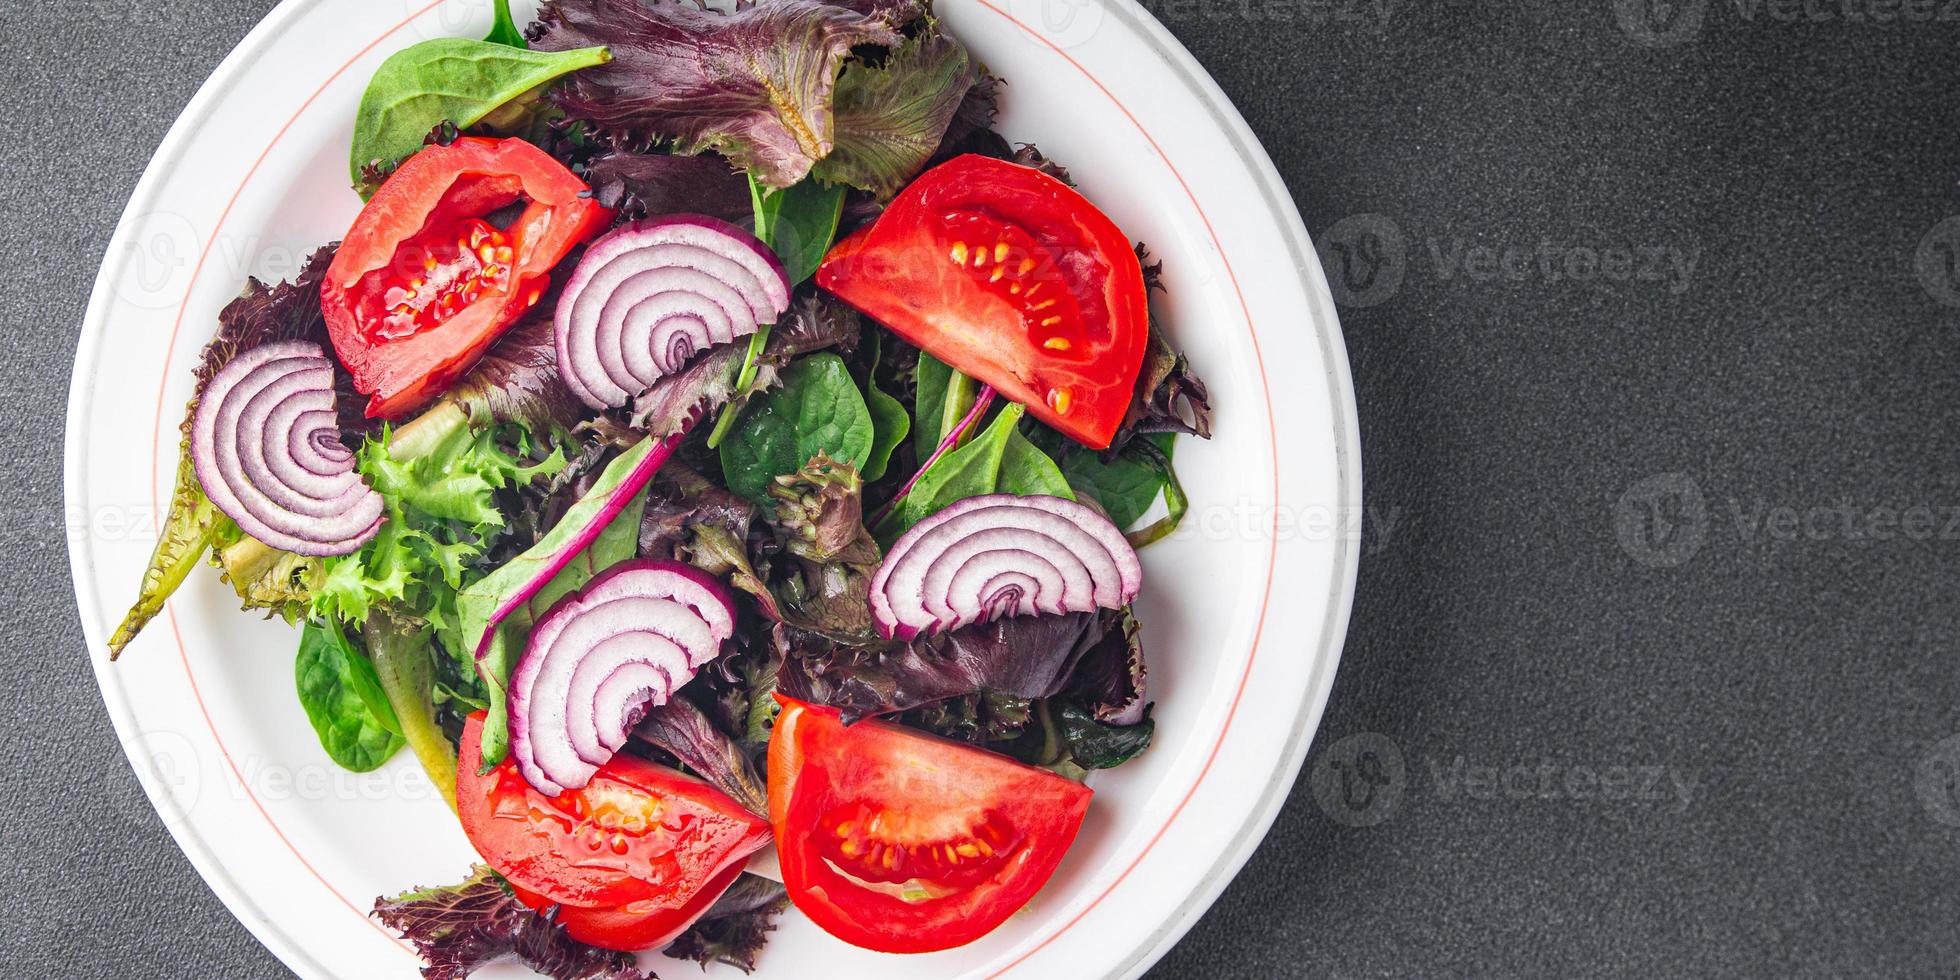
[65,0,1359,976]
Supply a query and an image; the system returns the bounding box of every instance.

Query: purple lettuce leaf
[662,873,790,972]
[811,31,976,198]
[534,0,921,188]
[583,149,753,222]
[1065,606,1147,726]
[633,695,767,815]
[775,611,1101,723]
[372,865,648,980]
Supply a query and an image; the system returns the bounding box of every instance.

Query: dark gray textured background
[10,0,1960,976]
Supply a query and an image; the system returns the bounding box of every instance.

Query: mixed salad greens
[111,0,1213,974]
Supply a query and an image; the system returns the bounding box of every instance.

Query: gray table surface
[10,0,1960,977]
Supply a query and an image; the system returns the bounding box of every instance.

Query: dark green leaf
[911,350,954,459]
[753,177,846,284]
[484,0,528,47]
[349,39,608,193]
[719,353,874,502]
[863,382,910,483]
[295,621,405,772]
[1057,701,1154,769]
[876,402,1023,539]
[999,429,1074,499]
[1060,433,1176,530]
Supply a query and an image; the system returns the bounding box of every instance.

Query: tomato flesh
[816,153,1147,449]
[768,696,1093,953]
[322,137,611,419]
[456,712,770,912]
[510,861,746,952]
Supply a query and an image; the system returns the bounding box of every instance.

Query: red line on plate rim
[138,0,1285,974]
[149,0,449,961]
[967,1,1281,975]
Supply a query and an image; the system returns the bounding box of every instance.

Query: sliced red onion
[508,559,737,795]
[869,494,1143,641]
[471,433,684,663]
[190,341,382,556]
[556,215,791,411]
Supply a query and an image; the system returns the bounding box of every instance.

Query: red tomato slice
[456,712,770,911]
[322,137,611,419]
[815,154,1148,449]
[768,696,1093,953]
[509,861,746,952]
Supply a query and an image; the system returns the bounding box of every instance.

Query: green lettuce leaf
[812,30,975,198]
[311,425,565,627]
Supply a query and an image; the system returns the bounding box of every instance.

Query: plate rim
[63,0,1362,977]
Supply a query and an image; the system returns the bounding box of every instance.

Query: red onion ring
[189,341,381,556]
[869,494,1143,640]
[556,216,790,410]
[508,559,737,795]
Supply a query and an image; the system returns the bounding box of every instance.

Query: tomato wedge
[322,137,611,419]
[816,154,1148,449]
[509,861,746,951]
[768,696,1093,953]
[456,712,770,911]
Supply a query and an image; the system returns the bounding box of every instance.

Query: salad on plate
[109,0,1213,974]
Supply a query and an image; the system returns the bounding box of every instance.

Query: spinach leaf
[858,334,909,482]
[484,0,527,48]
[912,351,954,459]
[752,177,846,285]
[876,402,1023,539]
[1061,433,1177,530]
[349,39,609,193]
[719,353,874,502]
[863,383,910,483]
[1057,701,1154,769]
[999,429,1074,499]
[294,621,405,773]
[459,439,658,769]
[707,175,847,447]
